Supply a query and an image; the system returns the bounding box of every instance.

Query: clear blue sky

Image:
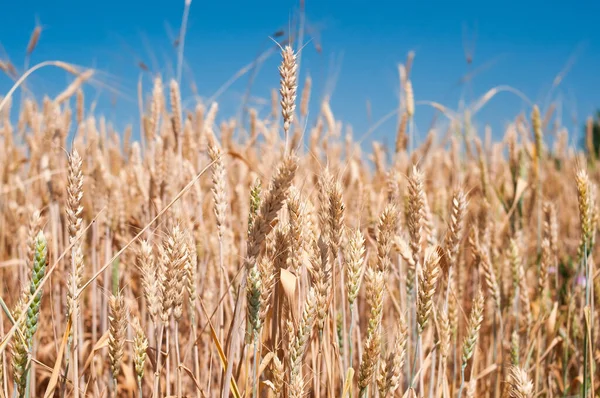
[2,0,600,146]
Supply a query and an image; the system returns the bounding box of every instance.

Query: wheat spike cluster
[0,11,599,398]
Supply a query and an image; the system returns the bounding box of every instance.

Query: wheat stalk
[65,148,84,398]
[288,289,317,398]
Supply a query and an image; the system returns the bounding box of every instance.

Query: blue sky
[2,0,600,147]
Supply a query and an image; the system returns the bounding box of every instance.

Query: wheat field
[0,12,598,398]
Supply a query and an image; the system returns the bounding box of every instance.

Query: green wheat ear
[11,297,28,398]
[247,178,262,235]
[245,264,262,344]
[27,232,48,344]
[12,231,48,398]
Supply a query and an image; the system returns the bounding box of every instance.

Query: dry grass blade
[198,301,241,398]
[42,319,71,398]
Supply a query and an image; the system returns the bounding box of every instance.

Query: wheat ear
[377,316,408,396]
[358,268,385,396]
[66,148,84,398]
[506,366,534,398]
[132,317,148,398]
[288,289,317,398]
[417,247,441,334]
[108,293,127,394]
[407,165,425,295]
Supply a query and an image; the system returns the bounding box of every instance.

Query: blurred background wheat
[1,1,600,397]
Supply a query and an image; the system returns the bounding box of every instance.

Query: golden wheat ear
[108,293,127,385]
[506,366,534,398]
